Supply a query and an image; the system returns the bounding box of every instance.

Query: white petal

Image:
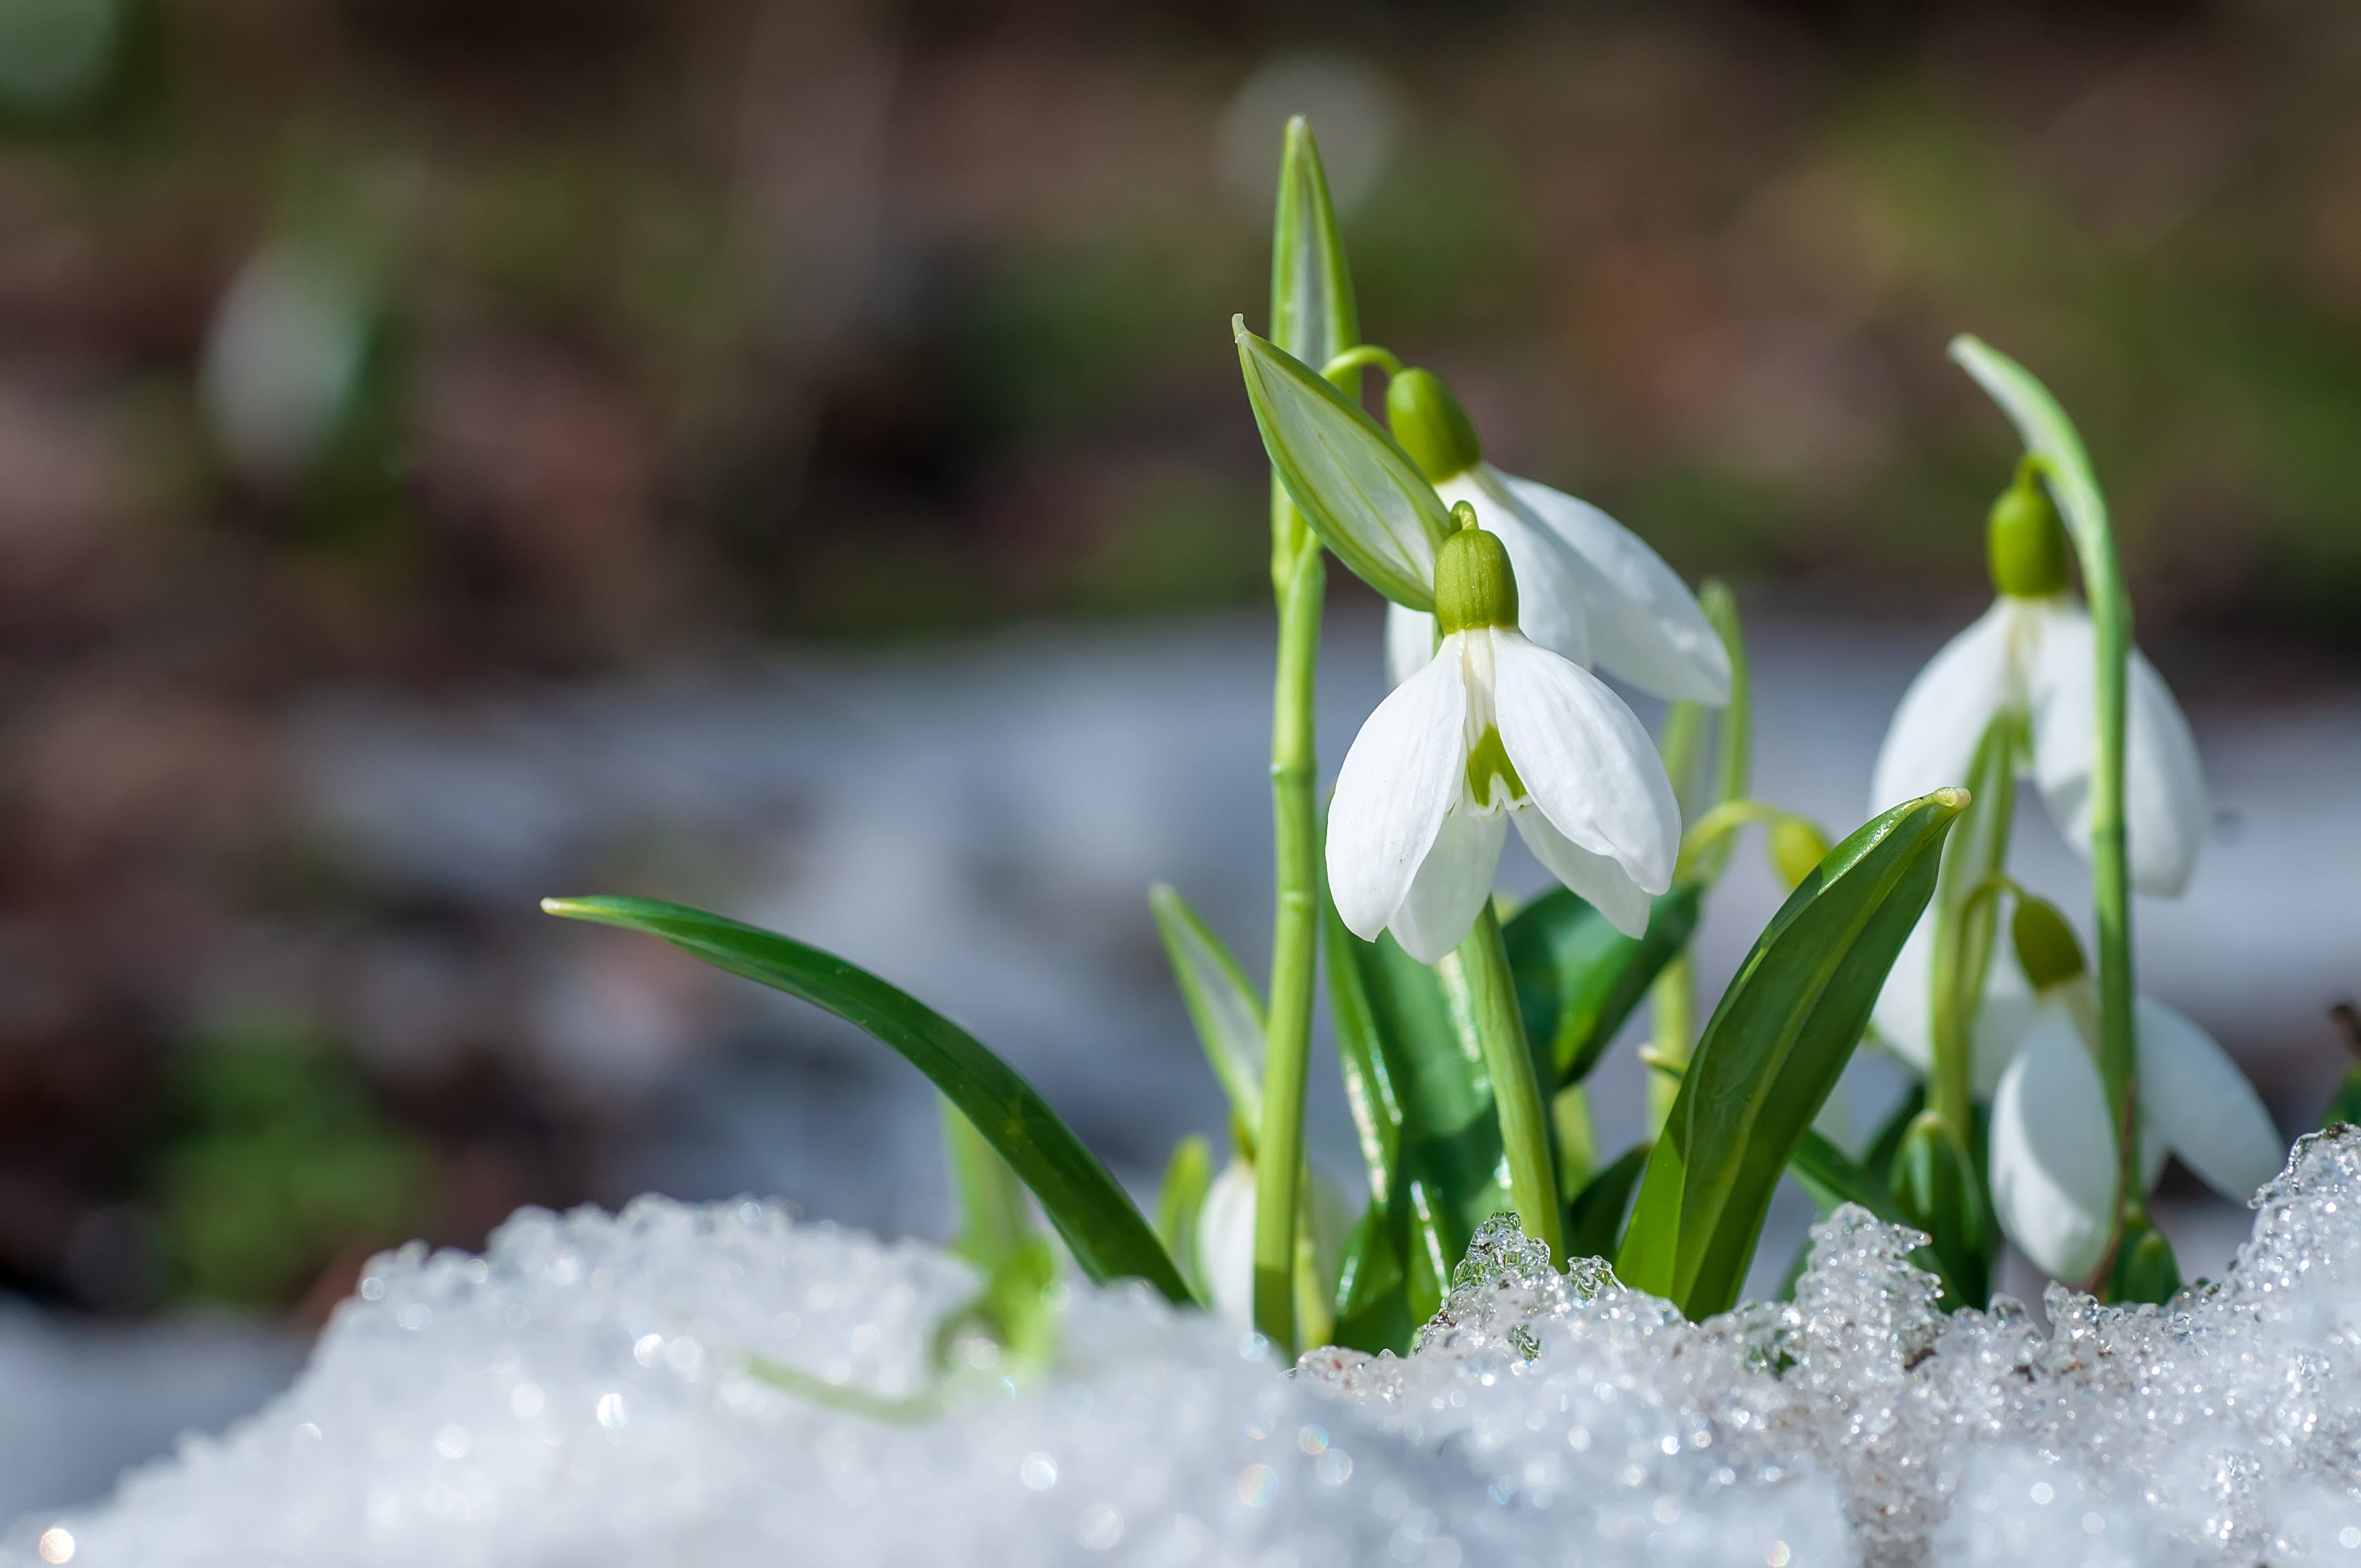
[1868,600,2016,818]
[1487,630,1681,899]
[2025,601,2211,897]
[1497,470,1732,704]
[1437,469,1592,672]
[1869,912,1935,1074]
[2135,994,2283,1202]
[1195,1159,1258,1328]
[1967,934,2038,1098]
[1384,603,1439,690]
[1389,808,1509,963]
[1989,1006,2117,1281]
[1510,805,1653,938]
[1326,651,1468,944]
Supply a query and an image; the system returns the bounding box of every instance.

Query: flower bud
[1433,503,1517,635]
[2011,895,2087,992]
[1986,466,2069,598]
[1767,815,1831,891]
[1385,367,1482,482]
[2110,1214,2182,1305]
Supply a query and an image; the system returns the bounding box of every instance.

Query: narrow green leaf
[1564,1141,1650,1263]
[1505,885,1701,1091]
[1150,884,1266,1144]
[1270,115,1359,393]
[1615,789,1966,1319]
[1330,1197,1415,1354]
[1235,322,1448,612]
[542,895,1190,1303]
[1155,1134,1214,1305]
[943,1097,1033,1272]
[1860,1081,1927,1186]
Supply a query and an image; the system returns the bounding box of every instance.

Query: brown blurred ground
[0,0,2355,1313]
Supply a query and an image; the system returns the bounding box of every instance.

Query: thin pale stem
[1252,542,1324,1353]
[1452,902,1564,1264]
[1645,952,1694,1136]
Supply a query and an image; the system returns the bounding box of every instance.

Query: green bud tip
[2011,895,2087,990]
[1767,815,1831,891]
[1987,461,2069,598]
[1386,367,1482,482]
[1433,516,1517,636]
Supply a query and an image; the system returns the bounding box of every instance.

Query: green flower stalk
[1253,117,1358,1354]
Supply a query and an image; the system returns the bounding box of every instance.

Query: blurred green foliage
[149,1020,432,1310]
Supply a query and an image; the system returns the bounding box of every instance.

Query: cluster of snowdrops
[546,119,2290,1370]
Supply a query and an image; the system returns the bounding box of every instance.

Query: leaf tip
[1232,312,1250,343]
[1930,786,1971,813]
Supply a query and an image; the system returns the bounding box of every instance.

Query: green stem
[1927,712,2018,1150]
[1645,951,1693,1136]
[2050,459,2144,1247]
[1451,903,1564,1264]
[1252,541,1324,1353]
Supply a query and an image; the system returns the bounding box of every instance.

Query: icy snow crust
[19,1130,2361,1568]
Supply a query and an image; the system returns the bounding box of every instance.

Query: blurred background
[1,0,2359,1517]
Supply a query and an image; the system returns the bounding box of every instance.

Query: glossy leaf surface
[542,895,1190,1303]
[1615,790,1965,1319]
[1506,885,1700,1091]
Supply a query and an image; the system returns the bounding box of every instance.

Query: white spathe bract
[1870,595,2208,897]
[1981,973,2283,1280]
[1383,465,1731,706]
[1329,624,1679,962]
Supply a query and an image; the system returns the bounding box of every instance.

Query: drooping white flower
[1868,474,2208,896]
[1975,904,2283,1280]
[1380,370,1731,705]
[1328,516,1680,961]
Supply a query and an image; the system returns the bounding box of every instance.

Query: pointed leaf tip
[1232,312,1248,341]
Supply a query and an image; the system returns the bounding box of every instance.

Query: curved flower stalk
[1379,369,1732,707]
[1327,511,1681,958]
[1982,900,2281,1281]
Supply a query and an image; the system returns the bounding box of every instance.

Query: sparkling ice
[18,1128,2361,1567]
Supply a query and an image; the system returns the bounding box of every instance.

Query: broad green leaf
[1154,1134,1214,1305]
[1505,885,1700,1091]
[1886,1111,1988,1309]
[1324,896,1513,1349]
[1786,1126,1973,1308]
[1860,1081,1927,1187]
[542,895,1190,1304]
[1330,1197,1417,1354]
[1615,789,1965,1319]
[1564,1141,1650,1263]
[2110,1214,2181,1305]
[1149,884,1266,1144]
[1235,323,1449,611]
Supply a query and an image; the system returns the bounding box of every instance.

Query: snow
[20,1128,2361,1567]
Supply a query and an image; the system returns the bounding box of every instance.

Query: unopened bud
[1433,504,1517,635]
[1385,367,1482,482]
[1987,465,2069,598]
[2011,895,2087,991]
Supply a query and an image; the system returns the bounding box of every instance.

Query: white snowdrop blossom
[1969,910,2283,1281]
[1380,369,1731,706]
[1328,518,1680,962]
[1870,593,2208,897]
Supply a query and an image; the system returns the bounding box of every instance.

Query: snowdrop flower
[1380,368,1732,706]
[1195,1157,1348,1332]
[1328,510,1680,961]
[1869,473,2208,896]
[1983,900,2282,1280]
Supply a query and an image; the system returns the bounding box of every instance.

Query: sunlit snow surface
[21,1130,2361,1568]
